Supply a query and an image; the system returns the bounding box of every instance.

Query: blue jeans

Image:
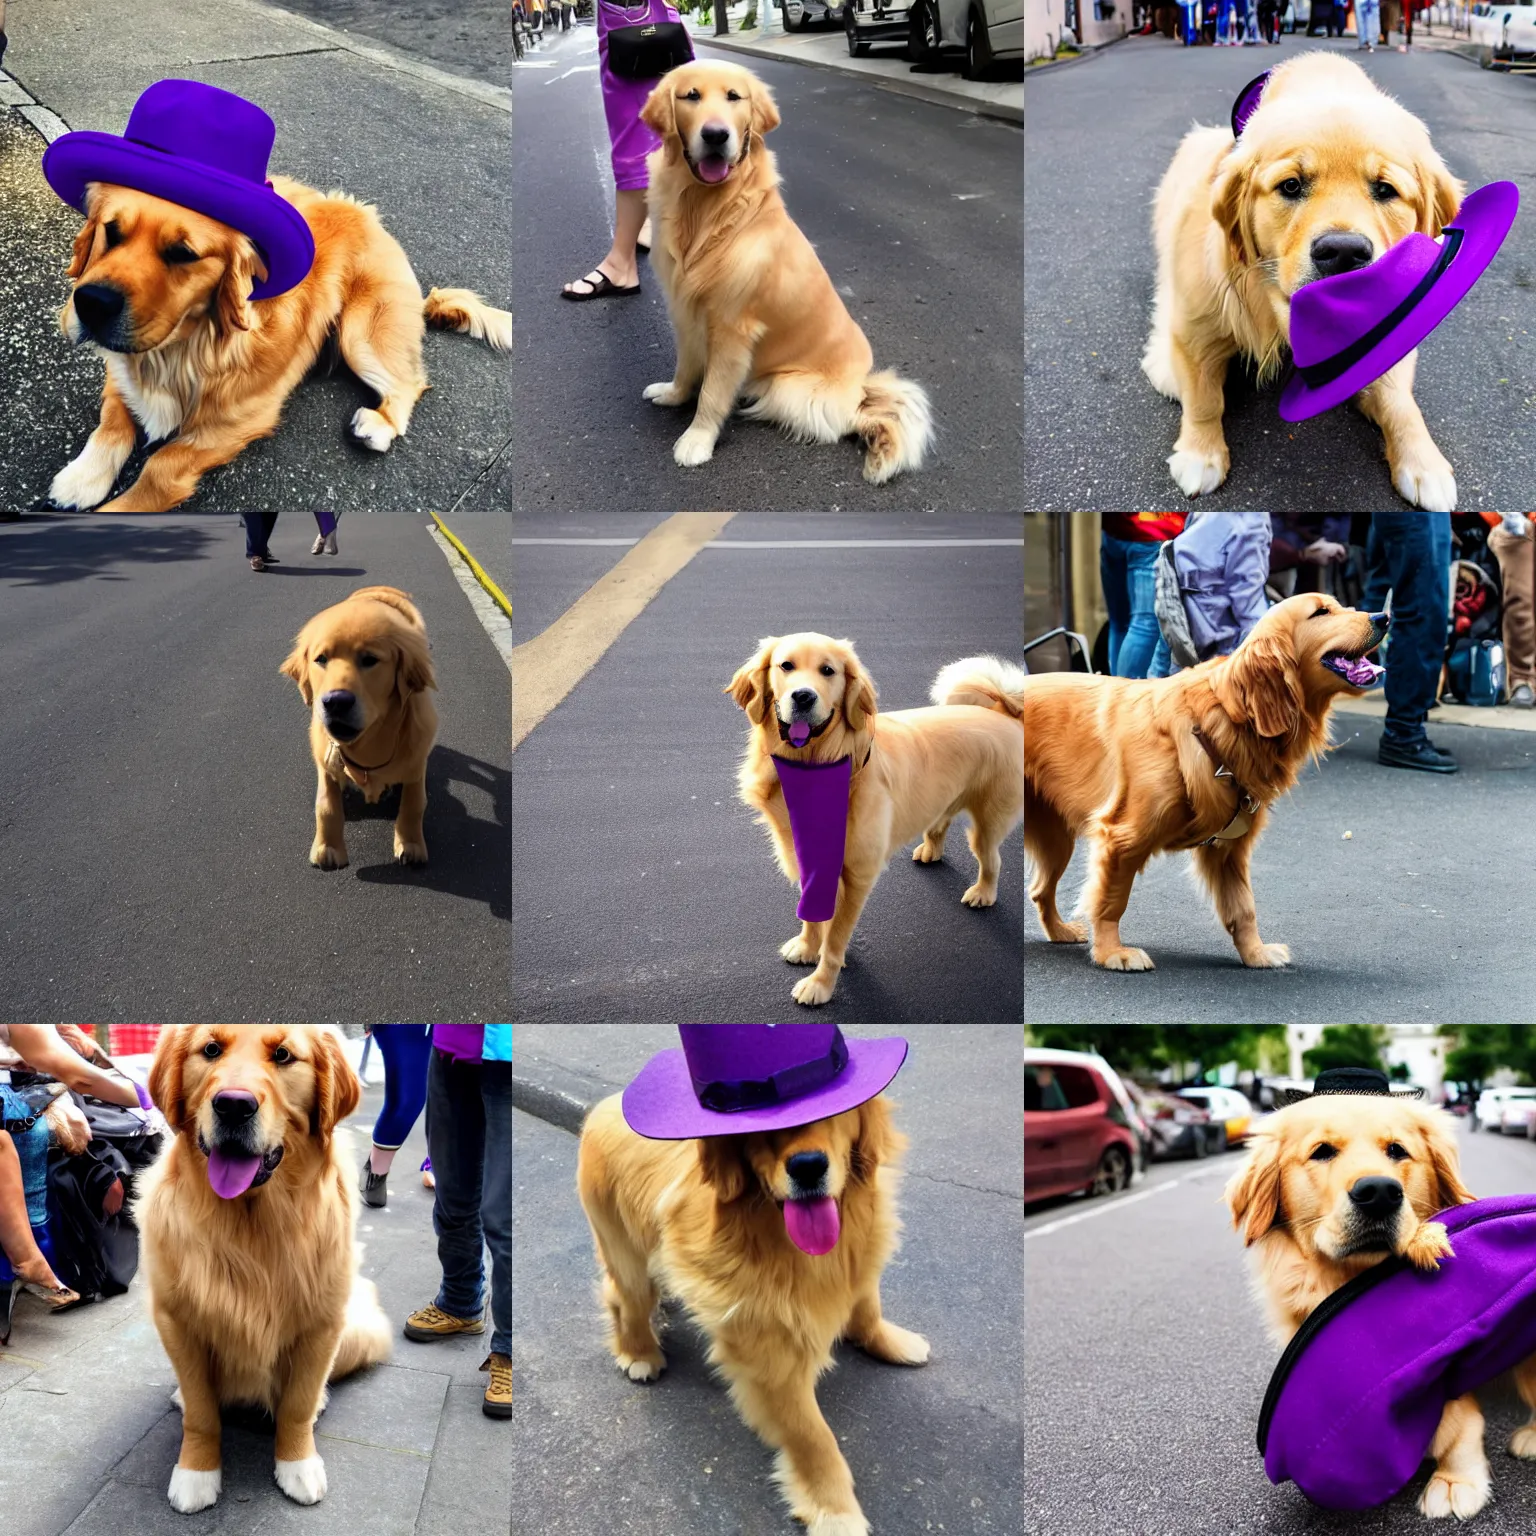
[370,1025,433,1149]
[1365,513,1451,746]
[426,1048,511,1357]
[1355,0,1379,42]
[1100,535,1165,678]
[242,513,277,559]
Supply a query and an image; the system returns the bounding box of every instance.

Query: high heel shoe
[1,1272,82,1345]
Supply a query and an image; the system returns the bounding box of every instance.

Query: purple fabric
[771,755,853,923]
[597,0,679,192]
[1279,181,1520,422]
[42,80,315,299]
[1172,513,1272,658]
[1262,1194,1536,1510]
[1231,69,1270,139]
[621,1025,909,1140]
[432,1025,485,1062]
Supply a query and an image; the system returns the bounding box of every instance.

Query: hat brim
[1279,182,1520,422]
[1274,1085,1424,1109]
[622,1035,909,1140]
[42,132,316,300]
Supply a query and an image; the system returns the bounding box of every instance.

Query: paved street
[0,513,511,1022]
[0,0,511,513]
[513,26,1022,511]
[1023,36,1536,511]
[1026,712,1536,1025]
[512,1024,1023,1536]
[1025,1114,1536,1534]
[511,514,1024,1023]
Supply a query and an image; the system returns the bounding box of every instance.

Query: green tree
[1440,1025,1536,1089]
[1303,1024,1391,1077]
[1027,1024,1284,1080]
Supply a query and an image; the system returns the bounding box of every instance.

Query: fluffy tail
[425,287,513,352]
[932,655,1025,720]
[329,1270,394,1380]
[856,369,934,484]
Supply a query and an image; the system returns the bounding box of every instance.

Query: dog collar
[1187,725,1260,845]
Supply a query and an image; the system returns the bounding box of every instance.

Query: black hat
[1276,1067,1423,1108]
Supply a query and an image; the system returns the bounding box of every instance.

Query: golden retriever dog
[280,585,438,869]
[577,1091,927,1536]
[136,1025,393,1513]
[1025,592,1388,971]
[1227,1088,1536,1518]
[49,179,512,511]
[1142,52,1464,509]
[639,61,933,483]
[728,635,1024,1006]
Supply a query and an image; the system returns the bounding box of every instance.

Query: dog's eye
[1311,607,1329,619]
[1372,180,1399,203]
[273,1045,293,1065]
[357,653,379,670]
[1385,1141,1410,1162]
[201,1040,223,1060]
[726,90,742,102]
[780,660,795,671]
[103,220,124,250]
[314,652,329,666]
[163,243,200,265]
[1277,177,1305,200]
[1309,1142,1337,1162]
[819,665,836,677]
[681,89,702,102]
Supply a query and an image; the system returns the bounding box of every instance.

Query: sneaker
[249,554,269,572]
[481,1352,511,1419]
[1510,684,1535,710]
[1378,737,1458,774]
[403,1302,485,1342]
[360,1158,387,1209]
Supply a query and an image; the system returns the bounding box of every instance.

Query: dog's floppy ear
[147,1028,191,1135]
[726,637,778,726]
[394,623,437,701]
[851,1096,904,1185]
[67,210,100,281]
[1211,140,1259,268]
[280,627,316,706]
[1414,147,1464,238]
[1418,1107,1476,1211]
[309,1027,361,1146]
[215,238,262,335]
[640,76,677,139]
[750,78,781,139]
[841,643,878,734]
[697,1136,750,1204]
[1226,1130,1283,1246]
[1212,618,1302,740]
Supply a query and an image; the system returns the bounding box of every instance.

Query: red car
[1025,1048,1140,1203]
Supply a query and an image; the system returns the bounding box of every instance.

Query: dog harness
[1187,725,1260,846]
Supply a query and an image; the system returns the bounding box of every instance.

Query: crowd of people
[1144,0,1422,47]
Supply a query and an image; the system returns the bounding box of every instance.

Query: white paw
[961,883,996,908]
[167,1465,221,1513]
[1097,946,1155,972]
[48,445,121,508]
[1393,458,1457,512]
[643,381,687,406]
[274,1455,327,1505]
[1419,1468,1490,1519]
[806,1513,870,1536]
[780,934,820,965]
[1242,942,1291,969]
[616,1350,665,1381]
[883,1324,931,1365]
[350,407,397,453]
[791,973,836,1007]
[672,425,716,467]
[1510,1423,1536,1459]
[1167,447,1228,498]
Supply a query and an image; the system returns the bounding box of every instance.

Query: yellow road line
[512,512,735,749]
[431,512,512,618]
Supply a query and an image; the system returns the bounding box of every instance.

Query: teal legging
[370,1026,434,1149]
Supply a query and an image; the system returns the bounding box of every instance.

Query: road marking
[512,512,735,749]
[545,66,600,83]
[427,524,512,674]
[431,512,511,618]
[1024,1164,1230,1241]
[513,538,1024,548]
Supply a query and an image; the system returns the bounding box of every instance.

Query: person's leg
[479,1062,511,1359]
[1100,534,1131,674]
[0,1131,70,1292]
[1115,541,1165,679]
[564,188,646,296]
[1375,511,1451,751]
[425,1049,487,1323]
[243,513,278,560]
[1490,526,1536,692]
[369,1025,434,1176]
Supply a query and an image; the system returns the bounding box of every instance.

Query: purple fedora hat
[621,1025,908,1141]
[1279,180,1520,423]
[42,80,316,300]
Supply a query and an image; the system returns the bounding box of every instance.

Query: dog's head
[1226,1092,1472,1267]
[60,184,267,353]
[726,631,877,755]
[281,587,435,746]
[148,1025,359,1198]
[1212,56,1462,297]
[1210,593,1388,740]
[697,1097,902,1255]
[640,60,779,187]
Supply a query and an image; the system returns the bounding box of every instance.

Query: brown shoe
[480,1352,511,1418]
[403,1302,485,1342]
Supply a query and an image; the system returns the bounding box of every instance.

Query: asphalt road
[1023,36,1536,511]
[512,1023,1023,1536]
[510,513,1024,1023]
[0,0,512,514]
[0,513,511,1021]
[1025,1116,1536,1535]
[271,0,514,81]
[1025,712,1536,1025]
[512,25,1023,511]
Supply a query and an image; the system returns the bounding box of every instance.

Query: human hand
[1302,539,1348,565]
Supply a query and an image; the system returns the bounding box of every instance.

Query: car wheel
[1190,1127,1209,1160]
[1212,1126,1228,1154]
[906,0,941,63]
[962,4,994,79]
[1092,1144,1132,1198]
[846,7,870,52]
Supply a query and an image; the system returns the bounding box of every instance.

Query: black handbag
[606,19,694,80]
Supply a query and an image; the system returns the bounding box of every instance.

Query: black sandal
[561,268,640,302]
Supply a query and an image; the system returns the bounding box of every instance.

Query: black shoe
[1378,738,1458,774]
[360,1159,387,1208]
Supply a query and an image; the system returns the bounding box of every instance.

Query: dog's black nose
[321,689,356,713]
[73,283,126,335]
[1310,231,1375,279]
[790,687,818,710]
[700,123,730,149]
[211,1091,259,1125]
[786,1152,829,1191]
[1347,1176,1404,1218]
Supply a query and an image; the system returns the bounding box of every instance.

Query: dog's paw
[643,381,688,407]
[912,838,945,865]
[1509,1424,1536,1459]
[393,833,428,865]
[1419,1467,1490,1520]
[1095,946,1155,972]
[861,1321,930,1366]
[672,425,716,467]
[616,1349,666,1382]
[805,1512,870,1536]
[791,972,837,1007]
[1167,446,1229,499]
[1240,942,1291,969]
[780,934,820,965]
[167,1465,222,1513]
[1392,454,1457,513]
[351,407,397,454]
[274,1455,327,1505]
[1045,919,1088,943]
[961,882,997,908]
[1405,1221,1456,1272]
[310,841,349,870]
[48,447,119,509]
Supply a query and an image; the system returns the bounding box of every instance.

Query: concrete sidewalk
[511,1024,1024,1536]
[0,0,511,513]
[0,1050,509,1536]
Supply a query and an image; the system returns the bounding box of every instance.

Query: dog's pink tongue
[207,1148,263,1200]
[788,721,811,747]
[697,155,731,185]
[784,1197,840,1256]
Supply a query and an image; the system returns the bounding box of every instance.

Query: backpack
[1259,1194,1536,1510]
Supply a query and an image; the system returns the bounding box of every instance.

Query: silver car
[783,0,847,28]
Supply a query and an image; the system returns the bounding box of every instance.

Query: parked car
[1496,1088,1536,1134]
[1471,0,1536,66]
[1025,1048,1140,1203]
[1476,1086,1524,1130]
[904,0,1023,78]
[783,0,846,28]
[1126,1081,1220,1161]
[1175,1086,1254,1150]
[846,0,911,53]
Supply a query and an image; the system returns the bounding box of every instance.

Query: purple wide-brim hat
[622,1024,908,1140]
[772,755,852,924]
[42,79,316,301]
[1279,181,1520,422]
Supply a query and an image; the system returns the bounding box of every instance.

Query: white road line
[512,538,1024,548]
[1024,1164,1231,1241]
[545,65,600,83]
[427,524,513,674]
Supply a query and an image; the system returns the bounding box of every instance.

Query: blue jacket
[1173,513,1273,660]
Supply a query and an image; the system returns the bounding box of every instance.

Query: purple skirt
[598,0,679,191]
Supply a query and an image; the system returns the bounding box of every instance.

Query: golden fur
[50,179,512,511]
[639,61,932,483]
[1227,1092,1536,1519]
[136,1025,392,1513]
[727,634,1024,1006]
[577,1091,927,1536]
[1025,593,1386,971]
[1142,52,1464,509]
[280,585,439,869]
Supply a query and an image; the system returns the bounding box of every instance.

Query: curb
[1024,33,1126,77]
[431,512,511,618]
[695,35,1022,124]
[512,1063,614,1135]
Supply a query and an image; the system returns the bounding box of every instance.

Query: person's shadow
[0,517,219,585]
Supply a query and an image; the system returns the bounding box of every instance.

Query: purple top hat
[1279,181,1520,422]
[771,755,852,923]
[621,1025,908,1141]
[43,80,316,300]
